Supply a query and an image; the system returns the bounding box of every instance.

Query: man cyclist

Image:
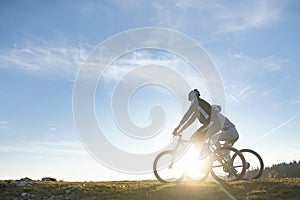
[172,89,239,153]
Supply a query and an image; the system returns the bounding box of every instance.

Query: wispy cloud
[289,98,300,105]
[0,121,9,129]
[0,140,87,155]
[238,85,253,99]
[100,49,211,97]
[256,114,299,142]
[49,127,57,132]
[102,50,182,81]
[228,85,254,104]
[229,94,241,104]
[213,0,281,33]
[261,88,277,97]
[149,0,282,38]
[230,53,290,72]
[0,41,90,80]
[224,52,291,103]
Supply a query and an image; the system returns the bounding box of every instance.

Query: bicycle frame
[171,135,217,159]
[168,135,192,168]
[171,135,238,175]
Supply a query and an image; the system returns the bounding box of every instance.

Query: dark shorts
[191,128,207,150]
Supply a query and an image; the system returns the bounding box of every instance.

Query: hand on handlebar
[172,127,182,136]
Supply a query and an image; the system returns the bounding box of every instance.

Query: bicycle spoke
[239,149,264,179]
[210,147,246,182]
[153,150,184,183]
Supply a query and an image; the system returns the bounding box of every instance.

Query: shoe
[246,162,250,169]
[229,167,238,175]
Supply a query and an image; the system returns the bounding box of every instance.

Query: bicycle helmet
[212,105,222,112]
[188,89,200,101]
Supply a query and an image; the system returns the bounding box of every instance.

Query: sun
[180,145,210,181]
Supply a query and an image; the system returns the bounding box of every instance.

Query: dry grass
[0,178,299,200]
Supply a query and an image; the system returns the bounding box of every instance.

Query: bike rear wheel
[153,150,185,183]
[237,149,264,179]
[210,146,246,182]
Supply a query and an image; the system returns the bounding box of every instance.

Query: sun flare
[179,145,210,180]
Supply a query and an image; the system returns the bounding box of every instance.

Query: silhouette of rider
[172,89,239,150]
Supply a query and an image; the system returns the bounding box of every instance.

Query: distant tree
[261,160,300,178]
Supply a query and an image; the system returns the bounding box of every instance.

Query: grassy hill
[1,178,299,200]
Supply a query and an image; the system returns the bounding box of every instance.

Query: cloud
[213,0,281,33]
[0,140,87,155]
[0,40,91,80]
[255,114,299,142]
[0,121,9,129]
[261,88,276,97]
[109,0,283,39]
[49,127,57,132]
[238,85,253,99]
[289,98,300,105]
[102,50,182,82]
[223,52,291,104]
[228,85,254,104]
[100,49,212,97]
[149,0,282,37]
[229,94,241,104]
[230,53,290,72]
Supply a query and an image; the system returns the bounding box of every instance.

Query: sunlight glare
[181,145,209,180]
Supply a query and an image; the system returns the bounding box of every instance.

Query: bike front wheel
[153,150,185,183]
[210,146,246,182]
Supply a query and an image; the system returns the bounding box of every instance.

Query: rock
[2,181,9,187]
[244,196,253,200]
[284,183,295,189]
[41,177,57,181]
[15,181,34,187]
[65,189,71,194]
[15,181,27,187]
[27,182,34,186]
[2,180,14,187]
[21,192,30,197]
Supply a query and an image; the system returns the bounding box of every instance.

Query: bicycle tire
[210,146,246,182]
[153,150,184,183]
[239,149,264,179]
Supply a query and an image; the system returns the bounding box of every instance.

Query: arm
[173,101,196,134]
[179,105,194,126]
[178,112,196,133]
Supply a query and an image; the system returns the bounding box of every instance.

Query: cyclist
[172,89,239,153]
[172,89,221,150]
[210,105,239,149]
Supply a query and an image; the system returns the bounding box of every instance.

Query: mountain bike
[153,134,247,183]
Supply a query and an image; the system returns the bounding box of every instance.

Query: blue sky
[0,0,300,181]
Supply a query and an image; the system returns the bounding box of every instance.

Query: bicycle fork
[168,150,177,169]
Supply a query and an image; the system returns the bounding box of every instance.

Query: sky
[0,0,300,181]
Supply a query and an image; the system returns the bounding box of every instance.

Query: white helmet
[188,89,200,101]
[212,105,222,112]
